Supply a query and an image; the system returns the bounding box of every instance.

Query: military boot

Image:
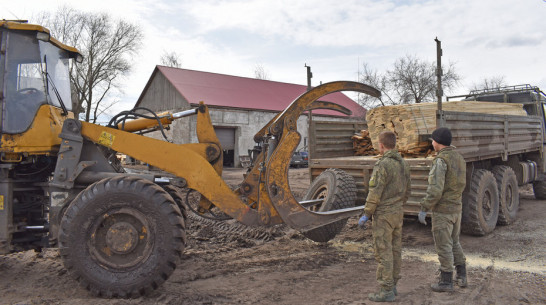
[455,264,468,288]
[368,287,395,302]
[431,271,453,292]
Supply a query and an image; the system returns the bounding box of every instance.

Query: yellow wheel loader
[0,20,380,297]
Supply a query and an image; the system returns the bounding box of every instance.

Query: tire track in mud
[186,212,288,242]
[182,211,292,260]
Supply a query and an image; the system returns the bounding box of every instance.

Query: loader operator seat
[3,69,47,133]
[12,86,46,113]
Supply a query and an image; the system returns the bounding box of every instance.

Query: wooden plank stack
[352,130,378,156]
[366,100,528,156]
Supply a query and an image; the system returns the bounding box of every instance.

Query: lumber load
[352,130,378,156]
[366,100,527,155]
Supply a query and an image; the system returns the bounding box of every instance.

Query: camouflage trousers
[432,211,466,272]
[372,211,403,290]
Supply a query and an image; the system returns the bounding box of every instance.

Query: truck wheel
[492,166,519,225]
[462,169,499,236]
[59,176,186,298]
[532,180,546,200]
[301,168,357,242]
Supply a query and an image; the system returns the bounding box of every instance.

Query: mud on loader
[0,21,381,297]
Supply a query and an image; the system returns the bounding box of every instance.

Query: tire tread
[302,168,357,242]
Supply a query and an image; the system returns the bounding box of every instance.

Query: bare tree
[254,64,270,80]
[357,63,389,108]
[36,6,142,123]
[358,55,460,109]
[160,51,182,68]
[471,76,507,91]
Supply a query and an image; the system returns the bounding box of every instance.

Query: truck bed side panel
[309,120,366,159]
[309,111,543,216]
[310,156,432,215]
[445,111,543,162]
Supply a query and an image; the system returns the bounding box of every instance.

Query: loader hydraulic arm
[77,81,380,232]
[78,102,262,225]
[115,108,199,133]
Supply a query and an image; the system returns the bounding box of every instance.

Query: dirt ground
[1,168,545,304]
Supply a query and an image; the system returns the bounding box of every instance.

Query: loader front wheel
[301,168,357,242]
[59,176,186,298]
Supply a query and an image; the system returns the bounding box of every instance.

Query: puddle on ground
[331,241,546,275]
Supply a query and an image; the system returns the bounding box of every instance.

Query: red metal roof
[141,66,366,117]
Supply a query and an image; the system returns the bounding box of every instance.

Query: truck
[0,20,380,297]
[308,84,546,236]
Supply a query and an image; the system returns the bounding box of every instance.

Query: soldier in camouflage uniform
[419,127,467,292]
[358,131,411,302]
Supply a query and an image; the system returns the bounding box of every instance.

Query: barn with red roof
[135,66,366,167]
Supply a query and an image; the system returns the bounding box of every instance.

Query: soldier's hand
[418,211,427,225]
[358,215,369,229]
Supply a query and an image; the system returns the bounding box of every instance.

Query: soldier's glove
[358,215,369,229]
[418,211,427,226]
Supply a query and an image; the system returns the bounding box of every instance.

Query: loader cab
[0,22,81,134]
[0,21,81,157]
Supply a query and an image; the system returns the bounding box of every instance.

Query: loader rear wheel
[462,169,499,236]
[59,176,186,298]
[492,166,519,225]
[301,168,357,242]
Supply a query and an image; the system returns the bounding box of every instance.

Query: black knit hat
[431,127,452,146]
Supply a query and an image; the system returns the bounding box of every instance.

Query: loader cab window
[38,40,72,111]
[3,31,47,133]
[2,31,72,134]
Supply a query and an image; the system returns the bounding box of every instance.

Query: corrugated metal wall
[137,72,190,112]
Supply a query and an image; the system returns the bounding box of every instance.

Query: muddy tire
[162,185,189,222]
[492,166,519,225]
[532,180,546,200]
[301,168,357,242]
[462,169,499,236]
[59,176,186,298]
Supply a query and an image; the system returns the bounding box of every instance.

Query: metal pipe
[24,226,47,230]
[172,108,198,119]
[299,199,323,208]
[75,171,156,184]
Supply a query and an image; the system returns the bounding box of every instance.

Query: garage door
[214,127,235,150]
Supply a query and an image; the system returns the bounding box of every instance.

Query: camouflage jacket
[420,146,466,213]
[364,150,411,218]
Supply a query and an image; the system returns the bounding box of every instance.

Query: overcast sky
[3,0,546,120]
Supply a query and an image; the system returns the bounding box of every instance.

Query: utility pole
[305,64,313,152]
[305,64,313,91]
[435,37,446,127]
[435,37,443,111]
